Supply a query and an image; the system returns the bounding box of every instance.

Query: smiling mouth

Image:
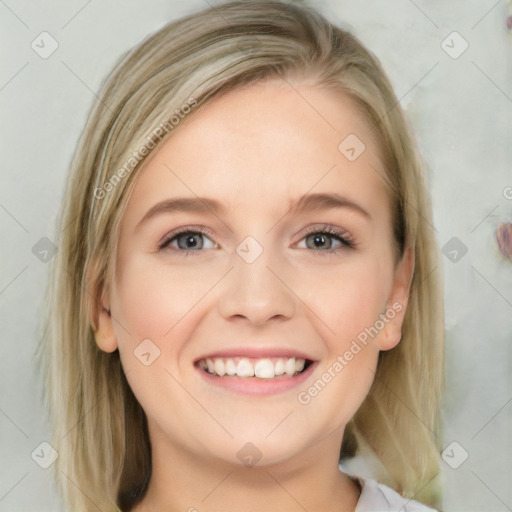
[197,357,313,379]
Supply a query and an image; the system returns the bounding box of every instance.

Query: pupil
[313,234,327,248]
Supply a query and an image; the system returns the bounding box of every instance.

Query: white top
[354,476,437,512]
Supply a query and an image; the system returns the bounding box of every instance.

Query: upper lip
[194,347,316,363]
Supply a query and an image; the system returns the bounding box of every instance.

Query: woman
[38,1,444,510]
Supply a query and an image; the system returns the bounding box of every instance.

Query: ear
[376,244,415,351]
[88,269,118,353]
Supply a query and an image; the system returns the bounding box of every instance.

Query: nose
[217,241,296,326]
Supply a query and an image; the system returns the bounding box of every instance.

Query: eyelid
[158,225,216,251]
[299,223,355,247]
[158,223,356,253]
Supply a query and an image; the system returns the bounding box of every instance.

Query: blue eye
[159,228,216,253]
[304,232,349,250]
[158,224,355,255]
[299,226,354,253]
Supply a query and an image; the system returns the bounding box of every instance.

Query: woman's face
[96,80,413,469]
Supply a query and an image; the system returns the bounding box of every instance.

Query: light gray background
[1,1,511,511]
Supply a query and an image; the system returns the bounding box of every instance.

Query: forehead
[120,81,389,227]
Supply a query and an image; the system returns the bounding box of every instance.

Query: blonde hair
[37,1,444,510]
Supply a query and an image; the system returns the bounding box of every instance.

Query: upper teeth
[199,357,306,378]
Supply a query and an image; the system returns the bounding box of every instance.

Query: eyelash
[158,224,355,256]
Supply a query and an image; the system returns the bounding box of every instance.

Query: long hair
[37,1,444,510]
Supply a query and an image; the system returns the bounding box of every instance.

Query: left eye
[298,231,352,251]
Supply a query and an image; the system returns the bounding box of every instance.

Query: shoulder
[354,476,438,512]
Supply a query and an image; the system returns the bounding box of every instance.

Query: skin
[93,79,414,512]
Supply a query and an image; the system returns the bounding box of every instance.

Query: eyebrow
[288,192,371,220]
[135,192,371,231]
[135,197,227,231]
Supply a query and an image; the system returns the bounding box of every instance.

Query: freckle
[496,222,512,259]
[507,15,512,31]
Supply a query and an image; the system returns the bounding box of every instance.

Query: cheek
[294,261,385,424]
[303,255,391,345]
[113,270,177,347]
[109,257,217,428]
[111,256,223,363]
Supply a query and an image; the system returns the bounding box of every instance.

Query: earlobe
[90,280,119,353]
[94,302,118,353]
[377,245,415,351]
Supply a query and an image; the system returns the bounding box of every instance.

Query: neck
[130,424,360,512]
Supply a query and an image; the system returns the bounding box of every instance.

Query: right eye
[159,227,218,254]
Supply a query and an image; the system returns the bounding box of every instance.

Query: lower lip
[195,362,317,396]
